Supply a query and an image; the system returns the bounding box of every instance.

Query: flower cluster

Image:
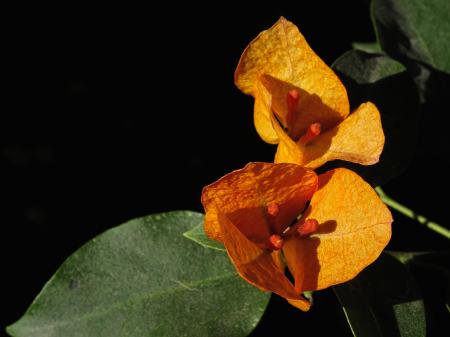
[201,17,392,310]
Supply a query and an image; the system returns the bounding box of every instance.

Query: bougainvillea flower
[234,17,384,168]
[201,162,392,310]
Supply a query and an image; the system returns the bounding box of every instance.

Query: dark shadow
[297,236,321,292]
[316,219,337,235]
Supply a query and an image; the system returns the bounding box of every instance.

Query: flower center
[285,90,322,144]
[265,203,319,249]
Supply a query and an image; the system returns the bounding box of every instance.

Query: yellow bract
[201,163,392,311]
[283,168,392,293]
[235,17,385,168]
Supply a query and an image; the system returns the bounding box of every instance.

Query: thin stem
[375,187,450,240]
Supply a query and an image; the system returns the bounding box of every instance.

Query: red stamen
[268,234,284,250]
[267,203,280,217]
[298,123,322,145]
[286,89,300,128]
[297,218,319,237]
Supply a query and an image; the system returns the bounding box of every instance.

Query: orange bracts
[235,17,384,168]
[201,163,392,311]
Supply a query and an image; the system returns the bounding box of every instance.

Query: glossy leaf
[331,49,420,185]
[333,253,426,337]
[371,0,450,74]
[7,211,270,337]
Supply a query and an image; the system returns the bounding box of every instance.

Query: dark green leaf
[410,65,450,162]
[183,223,225,251]
[330,49,420,185]
[371,1,450,162]
[388,251,450,335]
[7,211,270,337]
[333,253,426,337]
[371,0,450,74]
[352,41,382,54]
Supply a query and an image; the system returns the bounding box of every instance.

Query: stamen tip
[297,219,319,237]
[299,122,322,145]
[267,203,280,217]
[268,234,284,250]
[287,89,300,101]
[310,123,321,136]
[286,89,301,134]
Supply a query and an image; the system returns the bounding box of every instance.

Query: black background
[3,1,449,336]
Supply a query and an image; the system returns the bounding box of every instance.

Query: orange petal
[254,80,279,144]
[274,102,384,168]
[235,17,349,140]
[219,211,311,311]
[203,208,222,242]
[272,112,305,164]
[272,250,285,271]
[283,168,392,293]
[201,162,318,244]
[302,102,384,168]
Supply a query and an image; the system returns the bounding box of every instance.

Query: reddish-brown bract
[201,163,392,310]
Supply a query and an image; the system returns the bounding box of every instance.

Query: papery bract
[201,162,392,310]
[235,18,384,168]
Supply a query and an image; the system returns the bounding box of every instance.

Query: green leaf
[333,253,426,337]
[352,41,382,54]
[371,0,450,74]
[388,251,450,334]
[331,49,420,185]
[371,1,450,161]
[7,211,270,337]
[183,223,225,251]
